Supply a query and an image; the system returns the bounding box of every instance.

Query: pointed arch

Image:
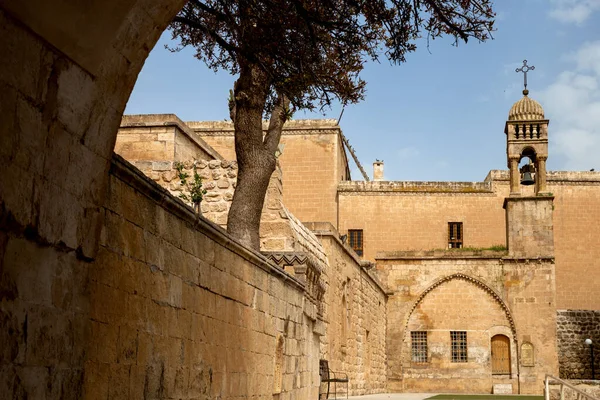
[403,273,517,340]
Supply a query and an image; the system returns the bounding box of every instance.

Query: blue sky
[126,0,600,181]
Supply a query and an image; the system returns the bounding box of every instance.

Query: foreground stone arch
[0,1,185,397]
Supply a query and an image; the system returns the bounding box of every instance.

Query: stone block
[77,206,104,260]
[25,305,75,366]
[84,361,110,400]
[108,363,131,399]
[152,161,172,171]
[0,303,27,364]
[493,383,513,394]
[117,325,139,364]
[143,231,163,270]
[121,220,145,261]
[37,179,82,247]
[56,62,95,138]
[146,299,169,338]
[12,95,45,174]
[3,237,53,305]
[168,274,183,308]
[0,12,49,104]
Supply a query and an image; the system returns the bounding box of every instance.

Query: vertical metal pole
[591,344,595,380]
[545,376,549,400]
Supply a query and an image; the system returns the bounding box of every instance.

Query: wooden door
[491,335,511,374]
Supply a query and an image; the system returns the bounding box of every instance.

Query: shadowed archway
[0,1,186,397]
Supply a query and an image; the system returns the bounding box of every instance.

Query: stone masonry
[86,154,322,399]
[135,155,391,396]
[127,158,237,227]
[377,250,558,394]
[557,310,600,379]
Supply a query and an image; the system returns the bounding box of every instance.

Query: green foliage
[174,162,208,208]
[169,0,496,114]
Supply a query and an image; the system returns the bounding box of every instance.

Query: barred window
[451,331,467,362]
[448,222,463,249]
[411,331,428,363]
[348,229,363,256]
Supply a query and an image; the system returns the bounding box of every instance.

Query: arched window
[491,334,511,375]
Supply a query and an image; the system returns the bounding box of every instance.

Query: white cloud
[569,41,600,75]
[539,41,600,170]
[549,0,600,24]
[398,146,420,159]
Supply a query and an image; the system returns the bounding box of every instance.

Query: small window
[348,229,363,256]
[411,331,428,363]
[451,331,467,362]
[448,222,463,249]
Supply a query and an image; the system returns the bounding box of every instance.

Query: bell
[521,171,535,185]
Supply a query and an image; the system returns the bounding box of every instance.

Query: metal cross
[516,60,535,90]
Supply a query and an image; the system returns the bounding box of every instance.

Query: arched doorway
[491,334,511,375]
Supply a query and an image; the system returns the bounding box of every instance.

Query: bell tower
[503,60,554,258]
[505,60,550,196]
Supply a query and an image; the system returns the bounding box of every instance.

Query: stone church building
[5,3,599,398]
[115,89,600,395]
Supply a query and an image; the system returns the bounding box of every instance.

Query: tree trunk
[227,64,287,250]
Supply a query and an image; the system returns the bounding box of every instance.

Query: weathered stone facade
[0,1,187,396]
[116,114,222,164]
[309,223,388,395]
[125,158,238,227]
[127,155,390,396]
[188,120,351,228]
[87,155,322,399]
[548,380,600,400]
[337,171,600,312]
[2,2,599,396]
[111,103,600,395]
[376,251,558,394]
[557,311,600,379]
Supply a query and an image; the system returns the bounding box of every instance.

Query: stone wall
[308,223,388,396]
[190,119,350,228]
[85,154,322,399]
[548,380,600,400]
[128,156,390,396]
[376,251,558,394]
[339,171,600,312]
[116,115,600,312]
[337,181,506,261]
[557,310,600,379]
[0,1,186,397]
[126,158,237,227]
[116,114,222,163]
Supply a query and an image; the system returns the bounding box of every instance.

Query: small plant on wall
[174,161,207,215]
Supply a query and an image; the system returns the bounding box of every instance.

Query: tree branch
[264,94,289,154]
[173,16,239,60]
[422,0,469,42]
[187,0,229,22]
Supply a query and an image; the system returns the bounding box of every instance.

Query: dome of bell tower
[508,90,545,121]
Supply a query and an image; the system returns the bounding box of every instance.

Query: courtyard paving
[348,394,438,400]
[346,395,544,400]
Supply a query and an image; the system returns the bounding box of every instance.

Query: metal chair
[319,359,349,399]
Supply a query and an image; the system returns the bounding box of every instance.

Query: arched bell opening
[518,148,537,186]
